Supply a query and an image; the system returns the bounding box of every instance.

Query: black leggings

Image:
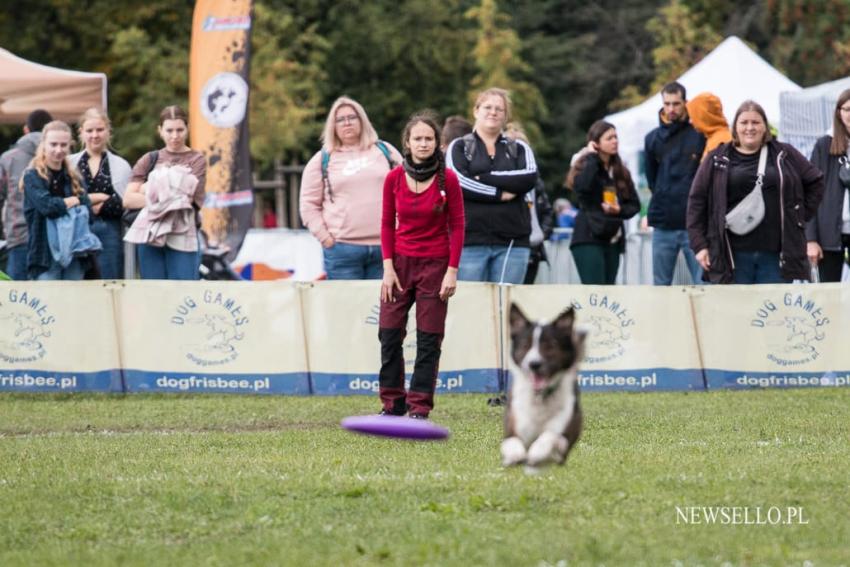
[817,235,850,283]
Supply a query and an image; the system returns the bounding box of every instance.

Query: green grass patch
[1,389,849,566]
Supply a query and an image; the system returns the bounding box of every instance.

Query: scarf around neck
[402,150,441,182]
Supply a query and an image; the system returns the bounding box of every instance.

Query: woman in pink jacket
[299,96,401,279]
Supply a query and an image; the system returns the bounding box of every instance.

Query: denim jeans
[137,244,200,280]
[732,250,785,284]
[322,242,383,280]
[652,229,702,285]
[90,217,124,279]
[6,245,28,281]
[36,258,84,281]
[457,245,530,284]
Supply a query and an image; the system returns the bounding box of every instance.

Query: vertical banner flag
[189,0,254,259]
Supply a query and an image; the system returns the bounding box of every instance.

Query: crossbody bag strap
[754,145,768,190]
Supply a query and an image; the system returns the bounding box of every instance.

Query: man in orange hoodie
[687,92,732,160]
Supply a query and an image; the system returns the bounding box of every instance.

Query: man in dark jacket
[0,109,53,279]
[644,82,705,285]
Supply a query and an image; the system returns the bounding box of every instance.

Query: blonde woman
[445,87,538,283]
[69,107,132,279]
[22,121,96,280]
[299,96,401,279]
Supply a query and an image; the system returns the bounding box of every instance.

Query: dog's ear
[509,303,531,336]
[552,306,575,335]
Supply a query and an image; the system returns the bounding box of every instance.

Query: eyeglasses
[479,105,506,115]
[335,114,360,124]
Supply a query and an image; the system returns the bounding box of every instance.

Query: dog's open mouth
[532,373,549,393]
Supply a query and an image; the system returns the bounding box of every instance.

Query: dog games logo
[581,293,635,364]
[751,292,829,366]
[0,289,55,363]
[171,290,249,366]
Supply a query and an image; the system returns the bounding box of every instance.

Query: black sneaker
[379,409,403,417]
[408,413,428,420]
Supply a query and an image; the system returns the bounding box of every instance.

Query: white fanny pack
[725,146,767,236]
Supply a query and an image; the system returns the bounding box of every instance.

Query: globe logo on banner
[170,290,249,366]
[0,289,55,363]
[750,292,829,366]
[200,72,248,128]
[582,293,635,364]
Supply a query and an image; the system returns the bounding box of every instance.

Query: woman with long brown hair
[123,105,206,280]
[806,88,850,282]
[377,110,464,419]
[566,120,640,285]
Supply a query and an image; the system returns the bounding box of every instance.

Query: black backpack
[461,132,519,163]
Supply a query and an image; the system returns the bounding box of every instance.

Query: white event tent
[605,36,801,186]
[779,75,850,159]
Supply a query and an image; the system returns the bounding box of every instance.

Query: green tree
[466,0,547,148]
[508,0,666,191]
[611,0,721,110]
[765,0,850,85]
[318,0,475,150]
[249,1,329,168]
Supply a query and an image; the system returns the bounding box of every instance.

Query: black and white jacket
[446,131,538,247]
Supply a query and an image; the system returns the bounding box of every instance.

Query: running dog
[501,303,585,471]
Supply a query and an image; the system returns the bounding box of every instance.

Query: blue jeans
[458,245,530,284]
[732,250,785,284]
[137,244,200,280]
[6,245,28,280]
[90,217,124,279]
[36,258,84,280]
[323,242,383,280]
[653,229,702,285]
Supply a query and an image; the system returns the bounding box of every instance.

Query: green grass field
[1,389,849,566]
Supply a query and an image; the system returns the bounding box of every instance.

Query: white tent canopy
[779,75,850,159]
[605,36,801,186]
[0,47,107,124]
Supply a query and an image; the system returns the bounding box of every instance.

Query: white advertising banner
[0,282,122,392]
[690,283,850,390]
[508,285,705,391]
[302,281,499,395]
[115,281,309,394]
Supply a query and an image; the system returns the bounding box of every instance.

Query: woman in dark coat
[566,120,640,285]
[687,100,824,284]
[806,88,850,282]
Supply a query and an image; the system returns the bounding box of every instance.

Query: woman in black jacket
[687,100,824,284]
[806,88,850,282]
[566,120,640,285]
[445,87,539,284]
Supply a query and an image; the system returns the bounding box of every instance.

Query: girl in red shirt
[378,111,465,419]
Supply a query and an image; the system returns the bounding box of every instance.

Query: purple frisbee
[341,415,450,441]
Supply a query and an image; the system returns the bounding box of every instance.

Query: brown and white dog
[501,303,585,471]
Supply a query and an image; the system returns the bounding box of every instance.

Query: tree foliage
[466,0,547,149]
[0,0,847,191]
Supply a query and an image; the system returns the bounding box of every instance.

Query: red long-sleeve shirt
[381,166,465,268]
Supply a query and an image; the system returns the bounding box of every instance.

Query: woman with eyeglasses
[806,88,850,282]
[445,87,539,284]
[299,96,402,279]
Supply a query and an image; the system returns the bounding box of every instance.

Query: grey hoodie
[0,131,42,246]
